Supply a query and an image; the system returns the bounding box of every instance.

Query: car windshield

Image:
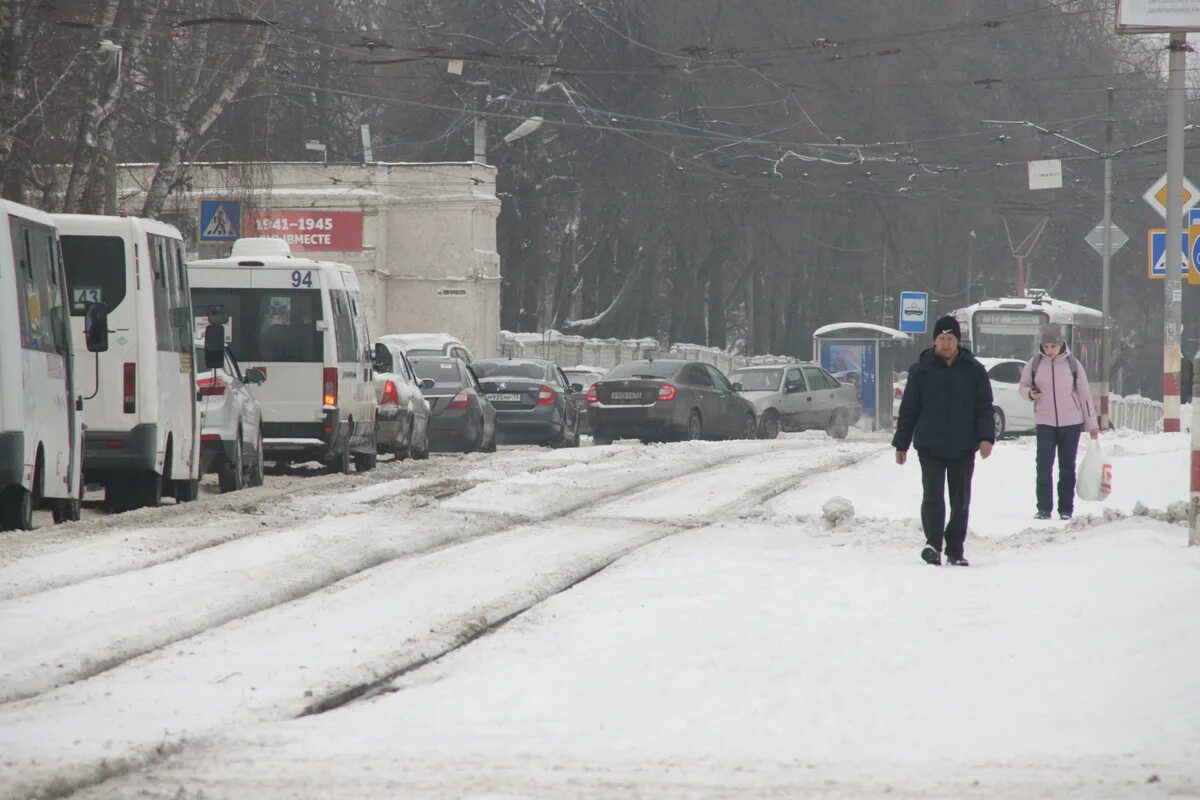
[604,361,679,380]
[472,361,548,380]
[730,369,781,391]
[411,358,464,388]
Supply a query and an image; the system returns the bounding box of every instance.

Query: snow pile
[820,496,854,528]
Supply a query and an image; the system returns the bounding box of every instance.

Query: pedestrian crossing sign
[198,200,241,242]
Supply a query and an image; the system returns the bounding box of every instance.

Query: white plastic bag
[1076,438,1112,501]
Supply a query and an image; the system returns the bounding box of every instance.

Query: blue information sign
[898,291,928,334]
[198,200,241,242]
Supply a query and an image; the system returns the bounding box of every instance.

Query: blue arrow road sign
[898,291,928,333]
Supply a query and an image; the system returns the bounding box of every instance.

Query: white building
[119,161,502,357]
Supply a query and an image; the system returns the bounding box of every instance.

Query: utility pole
[473,82,488,166]
[1100,88,1114,430]
[1163,33,1187,433]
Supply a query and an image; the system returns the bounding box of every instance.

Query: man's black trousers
[917,450,976,559]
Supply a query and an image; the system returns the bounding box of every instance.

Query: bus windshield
[971,310,1048,359]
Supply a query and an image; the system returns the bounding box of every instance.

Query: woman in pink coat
[1018,323,1100,520]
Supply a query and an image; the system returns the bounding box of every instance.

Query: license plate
[609,391,643,400]
[486,393,522,402]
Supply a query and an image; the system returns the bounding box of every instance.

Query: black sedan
[587,359,758,444]
[410,356,497,453]
[473,358,581,447]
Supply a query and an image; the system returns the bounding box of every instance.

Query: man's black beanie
[932,315,961,341]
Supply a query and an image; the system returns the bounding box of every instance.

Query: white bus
[55,214,201,511]
[189,238,378,473]
[0,201,97,530]
[950,291,1104,420]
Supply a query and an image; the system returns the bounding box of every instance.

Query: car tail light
[197,376,227,396]
[446,389,470,410]
[537,385,556,405]
[323,367,338,407]
[657,384,677,401]
[123,362,136,413]
[381,379,400,406]
[586,385,598,404]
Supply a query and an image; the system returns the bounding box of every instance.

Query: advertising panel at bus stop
[244,210,364,252]
[1117,0,1200,32]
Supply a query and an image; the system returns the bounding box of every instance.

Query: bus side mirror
[207,306,229,325]
[84,303,109,353]
[204,324,225,370]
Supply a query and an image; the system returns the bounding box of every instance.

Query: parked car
[195,319,266,492]
[378,333,473,365]
[729,363,859,439]
[472,357,581,447]
[563,366,606,435]
[410,356,496,452]
[892,357,1031,439]
[372,342,431,460]
[587,359,758,444]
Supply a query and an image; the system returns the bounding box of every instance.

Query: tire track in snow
[0,439,881,800]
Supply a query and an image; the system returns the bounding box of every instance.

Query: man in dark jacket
[892,315,995,566]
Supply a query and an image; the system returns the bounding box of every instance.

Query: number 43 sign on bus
[244,210,364,252]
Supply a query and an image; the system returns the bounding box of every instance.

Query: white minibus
[55,213,201,510]
[188,238,378,472]
[0,201,101,529]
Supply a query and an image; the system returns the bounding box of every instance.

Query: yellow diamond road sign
[1143,172,1200,219]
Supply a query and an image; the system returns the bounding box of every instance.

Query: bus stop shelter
[813,323,911,432]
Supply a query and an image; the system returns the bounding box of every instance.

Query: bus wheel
[0,486,34,531]
[140,471,163,509]
[175,478,200,502]
[52,484,82,523]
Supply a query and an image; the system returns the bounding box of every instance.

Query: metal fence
[499,330,799,372]
[1108,394,1164,433]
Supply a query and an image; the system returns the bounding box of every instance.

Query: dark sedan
[473,358,581,447]
[587,359,758,444]
[410,356,497,453]
[564,367,606,435]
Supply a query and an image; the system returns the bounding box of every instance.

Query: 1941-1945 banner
[1117,0,1200,32]
[244,210,364,252]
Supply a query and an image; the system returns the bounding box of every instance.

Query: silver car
[729,363,859,439]
[196,344,266,492]
[372,342,432,460]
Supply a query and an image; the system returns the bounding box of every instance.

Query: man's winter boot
[921,545,941,565]
[947,555,970,567]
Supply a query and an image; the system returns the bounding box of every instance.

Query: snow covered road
[2,428,1198,799]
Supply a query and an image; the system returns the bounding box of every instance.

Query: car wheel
[248,431,265,487]
[141,470,163,509]
[741,413,758,440]
[685,410,703,441]
[759,410,780,440]
[219,434,246,493]
[354,449,378,472]
[993,408,1007,440]
[0,486,34,531]
[412,423,430,460]
[825,410,849,439]
[571,425,581,448]
[592,428,613,446]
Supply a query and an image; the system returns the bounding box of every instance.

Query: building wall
[119,161,503,356]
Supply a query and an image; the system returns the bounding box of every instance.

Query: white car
[378,332,473,365]
[729,363,860,439]
[196,333,266,493]
[892,357,1033,439]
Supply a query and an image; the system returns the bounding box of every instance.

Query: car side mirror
[732,382,743,392]
[84,303,109,353]
[203,324,225,370]
[570,383,583,393]
[244,367,267,385]
[419,378,435,390]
